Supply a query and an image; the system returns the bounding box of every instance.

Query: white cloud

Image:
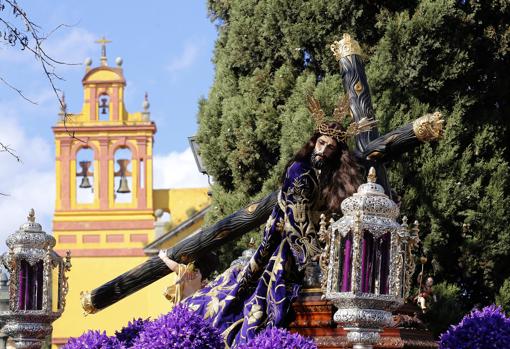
[0,27,96,68]
[153,147,209,189]
[166,42,199,73]
[42,27,97,67]
[0,113,55,251]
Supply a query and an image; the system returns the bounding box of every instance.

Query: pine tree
[197,0,510,326]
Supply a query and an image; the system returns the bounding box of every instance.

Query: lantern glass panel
[361,231,375,293]
[18,260,44,310]
[378,232,391,294]
[338,232,353,292]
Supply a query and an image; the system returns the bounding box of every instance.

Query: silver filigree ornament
[0,209,71,349]
[319,168,419,349]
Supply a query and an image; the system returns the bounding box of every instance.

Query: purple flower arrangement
[62,306,317,349]
[130,304,224,349]
[114,318,149,347]
[238,327,317,349]
[439,304,510,349]
[63,330,124,349]
[63,305,224,349]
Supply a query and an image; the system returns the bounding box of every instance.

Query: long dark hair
[281,123,363,213]
[195,251,219,280]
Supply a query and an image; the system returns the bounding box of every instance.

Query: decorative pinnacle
[95,36,112,66]
[412,220,420,234]
[401,216,409,228]
[143,92,150,112]
[367,167,377,183]
[65,250,72,271]
[319,213,327,233]
[59,92,67,115]
[27,208,35,223]
[142,92,150,121]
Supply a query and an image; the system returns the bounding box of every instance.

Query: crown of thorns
[308,95,377,142]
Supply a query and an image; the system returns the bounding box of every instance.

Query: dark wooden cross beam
[81,34,444,314]
[331,33,444,197]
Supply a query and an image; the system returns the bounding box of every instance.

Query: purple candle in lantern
[379,232,391,294]
[341,234,352,292]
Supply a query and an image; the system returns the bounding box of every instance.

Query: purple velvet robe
[183,160,321,348]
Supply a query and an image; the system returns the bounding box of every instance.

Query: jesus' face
[311,135,338,169]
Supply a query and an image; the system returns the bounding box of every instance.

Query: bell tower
[52,37,156,256]
[50,38,211,347]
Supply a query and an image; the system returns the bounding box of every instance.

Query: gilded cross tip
[330,33,363,60]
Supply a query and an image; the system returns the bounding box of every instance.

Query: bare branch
[0,76,37,104]
[0,141,21,162]
[0,0,87,156]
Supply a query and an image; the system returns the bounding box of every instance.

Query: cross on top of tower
[95,36,112,66]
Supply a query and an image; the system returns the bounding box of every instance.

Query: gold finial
[367,167,377,183]
[27,208,35,223]
[80,291,97,315]
[330,33,363,61]
[319,213,327,234]
[95,36,112,66]
[413,111,444,142]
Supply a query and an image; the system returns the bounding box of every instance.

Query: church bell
[117,176,130,193]
[77,161,92,189]
[80,176,92,189]
[115,159,131,193]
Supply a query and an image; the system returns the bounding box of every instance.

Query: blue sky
[0,2,217,242]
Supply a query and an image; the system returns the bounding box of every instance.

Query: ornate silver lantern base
[330,294,399,349]
[0,312,58,349]
[344,327,381,349]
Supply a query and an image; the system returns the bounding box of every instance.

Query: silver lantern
[0,209,71,349]
[318,168,419,349]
